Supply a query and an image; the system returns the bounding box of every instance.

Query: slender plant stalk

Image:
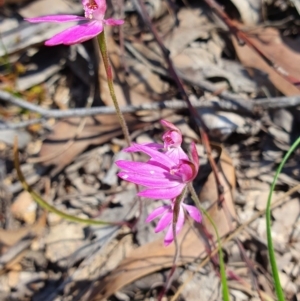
[188,183,230,301]
[97,30,142,227]
[157,187,188,301]
[266,136,300,301]
[97,30,131,147]
[13,138,117,226]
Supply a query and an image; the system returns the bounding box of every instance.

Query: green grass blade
[14,138,115,226]
[189,184,230,301]
[266,136,300,301]
[203,209,230,301]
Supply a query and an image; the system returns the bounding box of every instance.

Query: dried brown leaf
[11,191,37,225]
[0,213,46,247]
[232,28,300,96]
[37,114,143,175]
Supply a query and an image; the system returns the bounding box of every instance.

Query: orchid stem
[158,187,187,301]
[13,137,116,226]
[188,183,230,301]
[97,30,131,147]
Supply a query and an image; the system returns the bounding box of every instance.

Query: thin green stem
[14,138,116,226]
[188,183,230,301]
[266,136,300,301]
[97,31,131,147]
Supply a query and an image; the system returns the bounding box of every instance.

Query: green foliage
[266,137,300,301]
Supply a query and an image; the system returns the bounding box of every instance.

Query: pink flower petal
[94,0,107,12]
[118,172,180,188]
[176,205,185,233]
[177,160,196,182]
[182,203,202,223]
[115,160,168,176]
[163,205,185,246]
[82,0,106,18]
[124,143,175,169]
[138,184,185,199]
[45,21,103,46]
[164,225,174,246]
[165,147,189,162]
[155,210,173,232]
[25,15,87,23]
[160,120,180,132]
[142,142,163,150]
[104,18,124,25]
[146,205,169,222]
[190,142,199,172]
[162,129,182,149]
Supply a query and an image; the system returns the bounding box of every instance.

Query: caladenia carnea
[116,120,202,245]
[25,0,132,151]
[146,195,202,245]
[25,0,124,45]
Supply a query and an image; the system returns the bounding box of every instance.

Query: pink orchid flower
[146,200,202,245]
[138,120,188,161]
[25,0,124,46]
[160,119,188,161]
[161,119,182,149]
[116,142,199,199]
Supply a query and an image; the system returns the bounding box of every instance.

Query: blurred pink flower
[160,119,188,161]
[140,120,188,161]
[161,119,182,149]
[116,142,199,199]
[25,0,123,45]
[146,200,202,245]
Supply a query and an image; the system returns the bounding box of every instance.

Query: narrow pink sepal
[163,205,185,246]
[160,119,180,132]
[118,172,179,188]
[164,225,174,246]
[138,184,185,199]
[25,15,87,23]
[124,143,175,169]
[182,203,202,223]
[155,211,173,232]
[105,18,124,25]
[115,160,168,176]
[190,142,199,172]
[165,147,189,161]
[143,142,163,150]
[176,205,185,232]
[146,205,169,222]
[45,21,103,46]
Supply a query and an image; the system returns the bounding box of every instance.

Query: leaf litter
[1,0,300,300]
